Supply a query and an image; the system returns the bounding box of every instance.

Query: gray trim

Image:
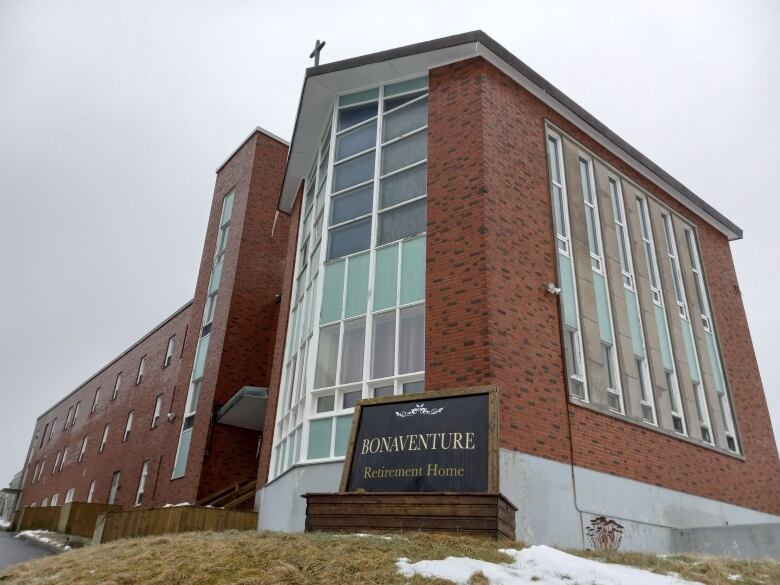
[215,386,268,421]
[216,126,290,174]
[278,30,741,239]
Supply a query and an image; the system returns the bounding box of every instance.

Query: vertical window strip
[609,178,657,424]
[637,194,687,435]
[547,133,587,401]
[271,77,428,478]
[580,157,624,414]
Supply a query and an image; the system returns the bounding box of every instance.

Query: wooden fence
[93,506,257,543]
[57,503,122,538]
[14,505,62,532]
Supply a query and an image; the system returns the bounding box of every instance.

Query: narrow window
[72,401,80,426]
[78,436,88,462]
[112,373,122,400]
[65,406,73,429]
[87,480,96,503]
[123,411,134,442]
[135,461,149,506]
[64,488,75,504]
[52,451,61,475]
[666,371,685,434]
[41,497,48,507]
[108,471,120,505]
[49,418,57,440]
[136,356,146,385]
[602,343,621,412]
[151,395,163,428]
[32,462,40,484]
[164,336,175,367]
[35,460,45,483]
[40,424,48,448]
[693,382,713,444]
[99,424,110,453]
[91,388,100,413]
[636,196,662,304]
[661,214,688,320]
[59,447,67,471]
[50,493,59,506]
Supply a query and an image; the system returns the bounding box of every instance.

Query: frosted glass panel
[336,121,377,161]
[383,97,428,142]
[321,261,345,323]
[398,305,424,374]
[333,415,353,457]
[706,334,725,394]
[381,130,427,175]
[340,317,366,384]
[374,244,398,311]
[400,236,425,305]
[192,334,210,380]
[380,163,426,209]
[307,418,333,459]
[682,322,701,383]
[337,102,377,131]
[384,76,427,97]
[220,192,234,224]
[333,151,375,192]
[208,260,223,295]
[378,199,426,245]
[314,324,339,388]
[558,253,577,330]
[328,217,371,260]
[625,290,644,358]
[593,273,613,345]
[172,428,192,479]
[372,311,396,378]
[344,253,369,318]
[339,88,379,107]
[331,185,373,225]
[654,305,674,371]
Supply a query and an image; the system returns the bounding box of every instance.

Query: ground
[0,530,777,585]
[0,531,52,572]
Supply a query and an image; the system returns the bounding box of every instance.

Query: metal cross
[309,39,326,66]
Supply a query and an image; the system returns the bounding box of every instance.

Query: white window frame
[50,493,59,506]
[91,387,100,413]
[99,424,109,453]
[123,410,134,442]
[87,480,96,503]
[59,447,67,471]
[135,461,149,507]
[151,394,163,428]
[112,372,122,400]
[78,435,88,463]
[164,335,175,367]
[49,418,57,440]
[52,450,61,475]
[64,488,75,504]
[108,471,120,505]
[136,355,146,384]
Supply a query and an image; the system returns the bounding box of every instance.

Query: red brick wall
[426,57,780,515]
[155,131,290,504]
[20,303,193,509]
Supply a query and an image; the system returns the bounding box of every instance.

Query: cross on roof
[309,39,326,67]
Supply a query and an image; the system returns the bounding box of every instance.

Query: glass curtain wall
[272,76,429,479]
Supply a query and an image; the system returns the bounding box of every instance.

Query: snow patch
[396,545,704,585]
[162,502,192,508]
[728,575,743,582]
[15,530,72,551]
[0,519,11,530]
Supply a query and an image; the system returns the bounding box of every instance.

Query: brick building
[17,31,780,553]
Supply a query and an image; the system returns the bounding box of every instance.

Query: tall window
[123,410,134,442]
[78,436,88,462]
[661,213,713,444]
[151,395,163,428]
[271,77,428,479]
[547,132,587,401]
[59,447,67,471]
[608,177,657,424]
[72,401,80,426]
[136,356,146,384]
[637,195,687,435]
[135,461,149,506]
[87,480,96,503]
[579,157,623,413]
[52,450,61,475]
[65,405,74,429]
[49,418,56,440]
[91,388,100,413]
[50,493,59,506]
[108,471,120,505]
[164,336,175,367]
[99,424,110,453]
[172,190,234,479]
[112,373,122,400]
[64,488,75,504]
[684,228,738,452]
[40,424,48,448]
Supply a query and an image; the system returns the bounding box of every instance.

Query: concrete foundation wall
[256,449,780,560]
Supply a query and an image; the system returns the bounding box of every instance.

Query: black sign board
[340,386,498,493]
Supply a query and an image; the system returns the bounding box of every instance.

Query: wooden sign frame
[338,385,500,493]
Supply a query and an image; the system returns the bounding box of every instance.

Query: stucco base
[255,449,780,559]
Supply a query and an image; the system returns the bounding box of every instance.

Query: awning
[215,386,268,431]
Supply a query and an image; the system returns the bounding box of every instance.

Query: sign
[340,386,498,493]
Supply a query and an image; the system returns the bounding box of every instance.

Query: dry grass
[0,531,514,585]
[1,530,777,585]
[569,549,780,585]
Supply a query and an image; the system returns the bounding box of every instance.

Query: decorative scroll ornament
[395,403,444,418]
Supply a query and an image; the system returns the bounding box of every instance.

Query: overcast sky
[1,0,778,485]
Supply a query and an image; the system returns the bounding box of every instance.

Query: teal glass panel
[654,305,673,371]
[593,273,613,345]
[333,415,353,457]
[400,236,425,304]
[558,253,577,330]
[307,418,333,459]
[374,244,399,311]
[192,334,210,380]
[625,290,644,358]
[384,76,428,97]
[220,192,234,224]
[172,428,192,479]
[681,321,701,383]
[208,260,223,295]
[344,253,369,318]
[706,333,726,394]
[321,261,345,323]
[339,88,379,107]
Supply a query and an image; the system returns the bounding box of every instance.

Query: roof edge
[216,126,290,174]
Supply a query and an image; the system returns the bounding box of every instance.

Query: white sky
[1,0,778,485]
